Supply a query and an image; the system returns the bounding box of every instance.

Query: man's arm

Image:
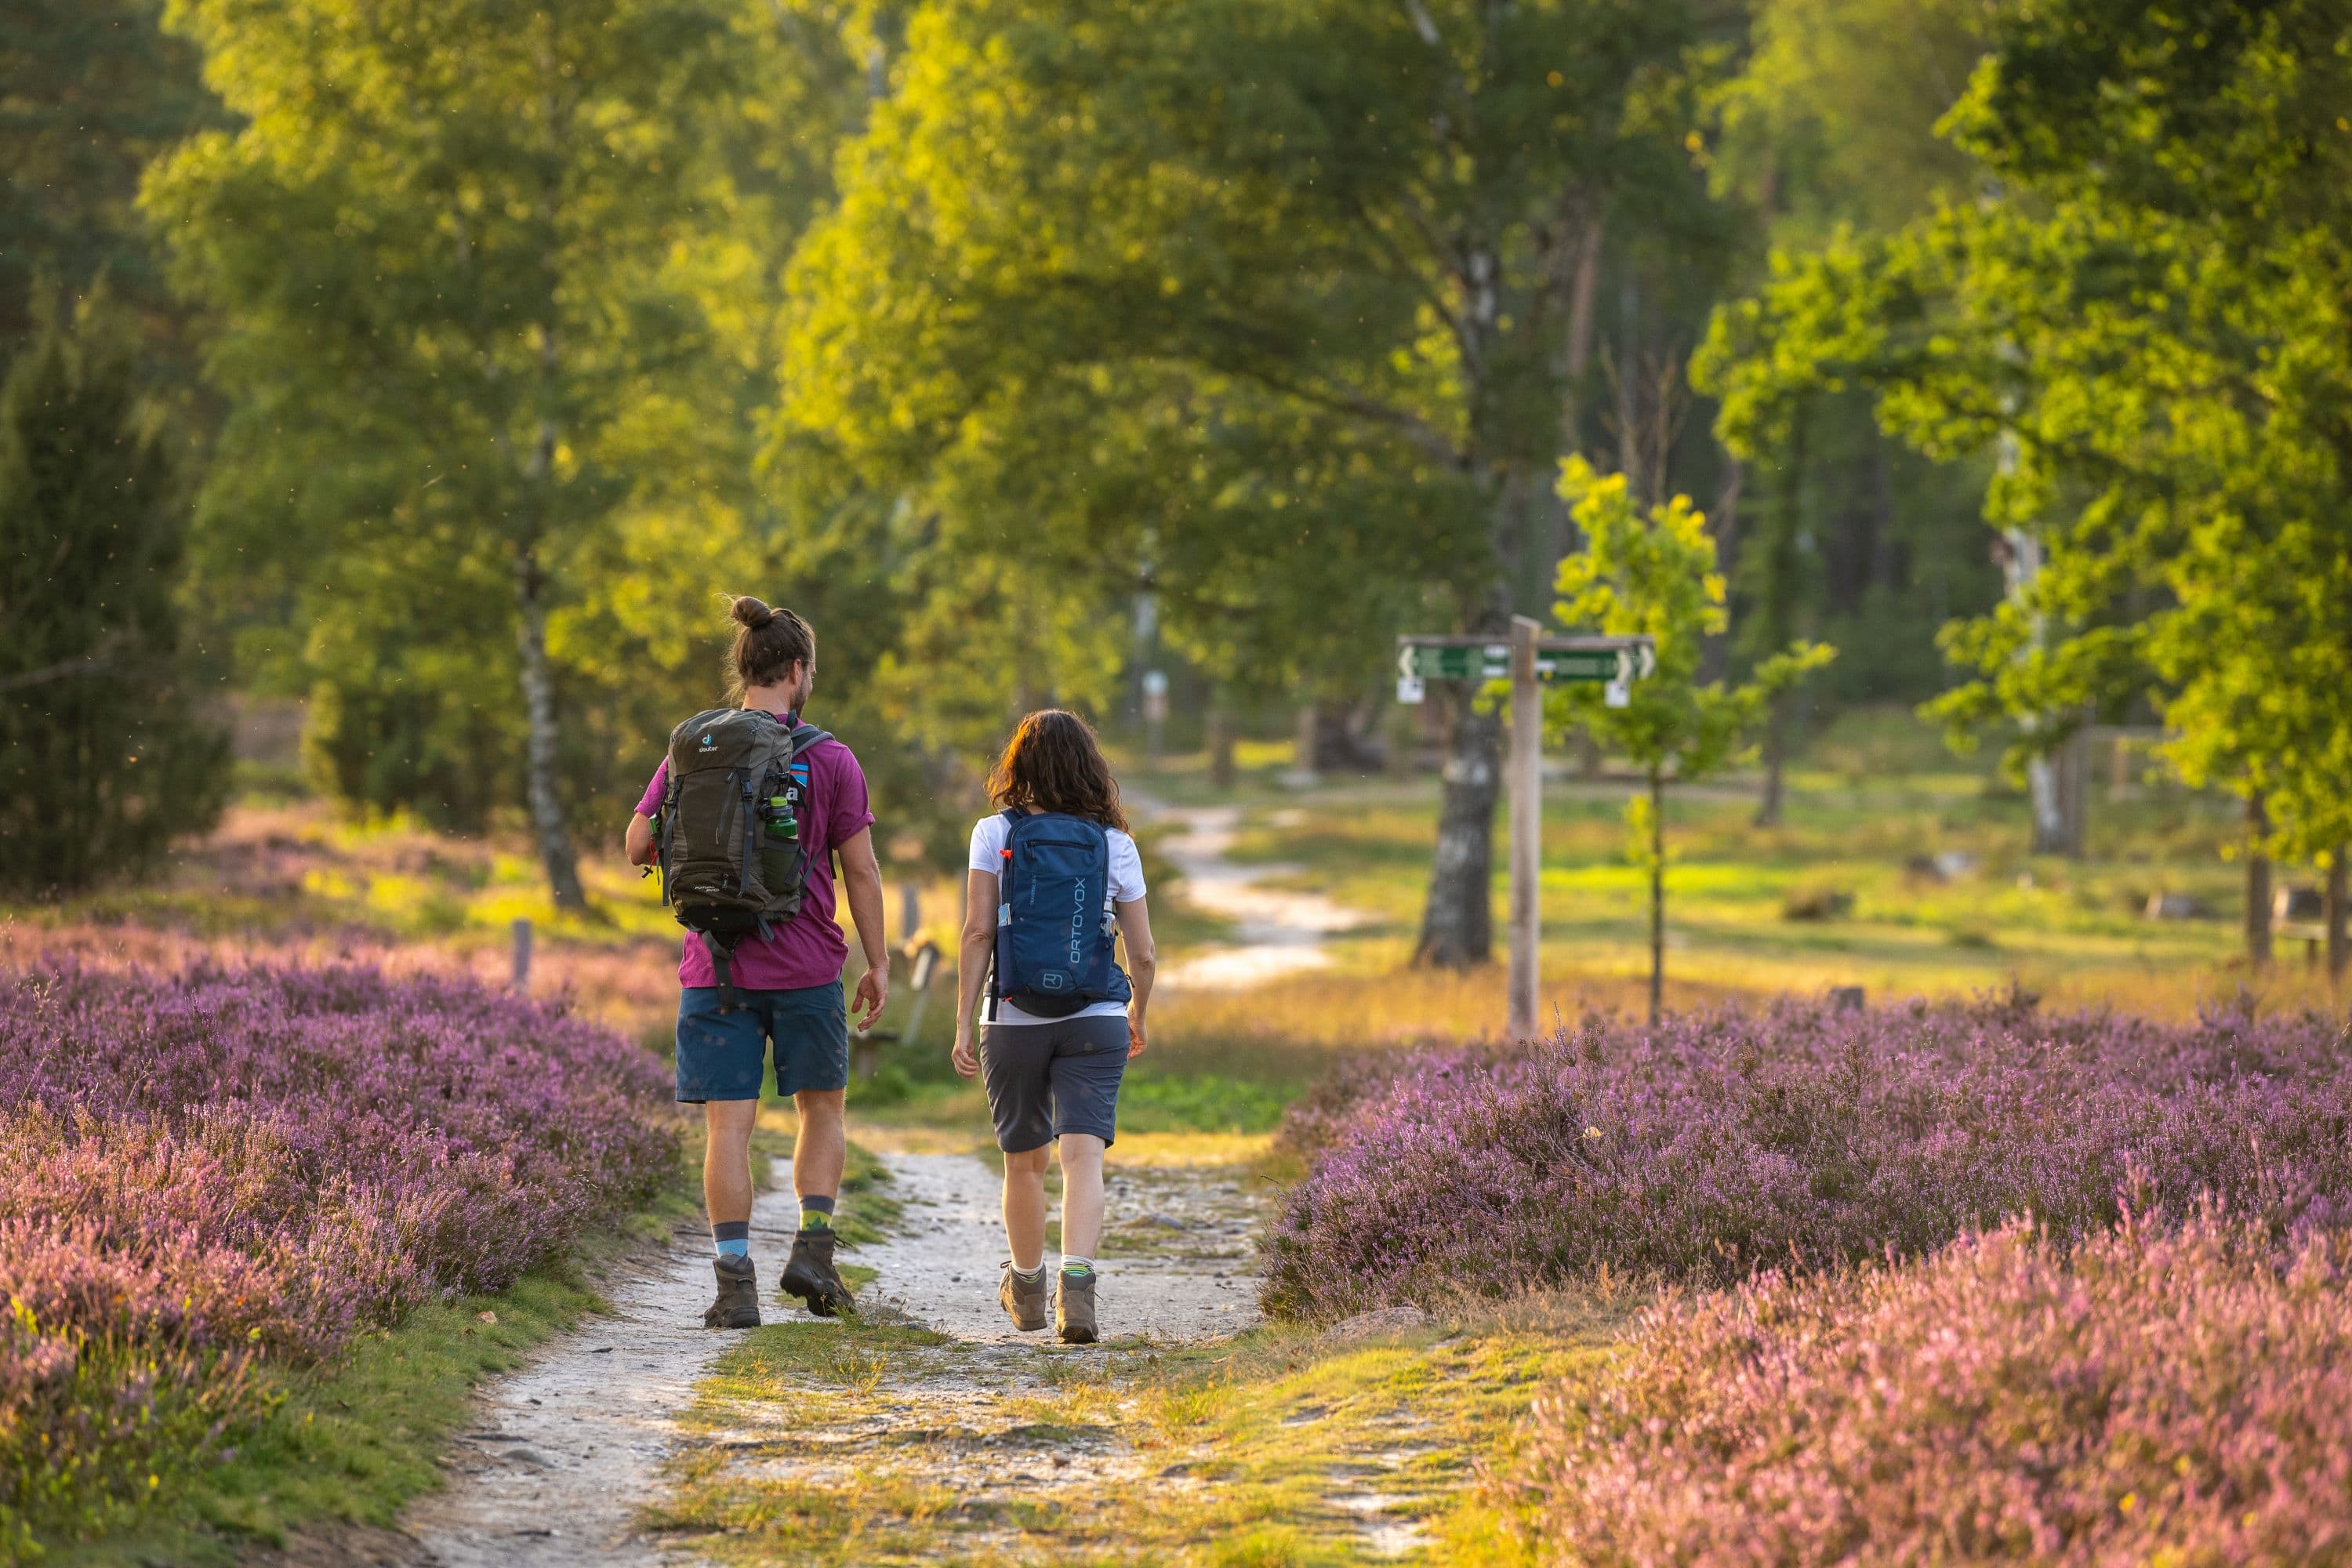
[951,867,997,1079]
[835,826,890,1029]
[624,812,658,867]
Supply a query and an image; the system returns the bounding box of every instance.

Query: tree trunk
[2328,845,2348,989]
[2245,793,2273,969]
[1205,691,1236,790]
[1290,702,1321,783]
[1755,691,1788,828]
[1647,764,1664,1027]
[514,549,586,912]
[1415,678,1503,968]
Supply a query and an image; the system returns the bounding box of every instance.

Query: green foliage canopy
[144,0,866,895]
[1700,0,2352,862]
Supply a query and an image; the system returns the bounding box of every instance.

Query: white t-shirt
[969,813,1146,1025]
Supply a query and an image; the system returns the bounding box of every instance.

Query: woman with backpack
[951,710,1156,1344]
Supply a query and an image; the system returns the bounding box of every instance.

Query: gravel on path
[396,1178,803,1567]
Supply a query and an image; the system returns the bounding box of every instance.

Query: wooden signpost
[1398,622,1656,1040]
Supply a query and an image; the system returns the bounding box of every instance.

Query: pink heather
[0,958,673,1545]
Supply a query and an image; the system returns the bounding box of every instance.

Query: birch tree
[147,0,810,904]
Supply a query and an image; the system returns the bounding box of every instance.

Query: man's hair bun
[731,595,775,630]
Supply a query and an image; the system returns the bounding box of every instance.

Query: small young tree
[1547,459,1833,1023]
[0,299,226,895]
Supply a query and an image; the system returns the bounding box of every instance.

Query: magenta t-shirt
[637,713,875,992]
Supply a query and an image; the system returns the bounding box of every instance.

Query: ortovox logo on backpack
[990,810,1131,1019]
[656,709,831,1011]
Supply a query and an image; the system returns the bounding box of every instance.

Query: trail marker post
[1397,628,1656,1040]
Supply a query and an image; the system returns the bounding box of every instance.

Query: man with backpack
[624,596,888,1330]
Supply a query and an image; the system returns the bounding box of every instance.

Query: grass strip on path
[647,1305,1623,1567]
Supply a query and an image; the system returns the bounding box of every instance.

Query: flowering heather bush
[0,959,673,1552]
[1517,1212,2352,1565]
[1263,994,2352,1319]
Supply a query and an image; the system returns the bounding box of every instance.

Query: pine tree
[0,299,225,895]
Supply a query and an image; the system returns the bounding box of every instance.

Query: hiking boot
[779,1227,855,1318]
[702,1254,760,1330]
[999,1262,1050,1332]
[1055,1268,1098,1345]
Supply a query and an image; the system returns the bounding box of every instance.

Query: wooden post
[2246,793,2273,970]
[510,916,533,992]
[1508,615,1542,1040]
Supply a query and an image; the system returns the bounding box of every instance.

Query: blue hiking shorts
[674,980,848,1102]
[980,1013,1131,1152]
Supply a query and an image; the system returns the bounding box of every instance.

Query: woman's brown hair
[988,710,1128,832]
[723,595,815,704]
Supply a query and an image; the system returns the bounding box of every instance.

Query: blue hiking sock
[713,1219,750,1259]
[799,1193,836,1232]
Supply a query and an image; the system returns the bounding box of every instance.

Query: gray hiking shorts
[980,1014,1131,1152]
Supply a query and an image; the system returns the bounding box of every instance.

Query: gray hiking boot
[702,1254,760,1330]
[999,1262,1050,1332]
[779,1227,855,1318]
[1055,1268,1098,1345]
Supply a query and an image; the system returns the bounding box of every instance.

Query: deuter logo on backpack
[991,810,1131,1019]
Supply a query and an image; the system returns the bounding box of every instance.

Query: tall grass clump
[1514,1210,2352,1564]
[0,958,673,1555]
[1262,994,2352,1319]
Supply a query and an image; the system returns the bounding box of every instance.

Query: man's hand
[852,964,889,1032]
[951,1029,980,1080]
[1127,1017,1149,1059]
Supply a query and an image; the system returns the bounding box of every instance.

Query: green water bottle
[766,797,799,842]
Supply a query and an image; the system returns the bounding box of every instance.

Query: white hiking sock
[1061,1254,1095,1276]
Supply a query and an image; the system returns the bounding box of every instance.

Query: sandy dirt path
[394,1181,803,1566]
[1142,799,1371,989]
[375,798,1294,1564]
[857,1149,1261,1343]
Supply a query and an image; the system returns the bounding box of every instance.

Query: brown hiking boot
[702,1254,760,1330]
[1055,1268,1098,1345]
[999,1263,1050,1332]
[779,1227,855,1318]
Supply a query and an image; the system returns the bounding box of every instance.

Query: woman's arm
[624,812,658,867]
[952,867,997,1079]
[1114,897,1156,1058]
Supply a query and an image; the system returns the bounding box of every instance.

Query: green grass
[51,1214,684,1566]
[1131,708,2310,1044]
[647,1297,1628,1566]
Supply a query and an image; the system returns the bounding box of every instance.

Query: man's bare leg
[791,1087,847,1207]
[704,1098,759,1228]
[701,1099,761,1329]
[780,1087,855,1316]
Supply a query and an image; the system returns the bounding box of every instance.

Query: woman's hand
[1127,1016,1149,1059]
[952,1028,980,1080]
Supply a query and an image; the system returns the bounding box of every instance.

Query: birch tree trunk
[514,546,586,911]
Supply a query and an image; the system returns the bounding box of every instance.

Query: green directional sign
[1399,644,1639,683]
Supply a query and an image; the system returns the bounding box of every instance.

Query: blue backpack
[990,809,1133,1019]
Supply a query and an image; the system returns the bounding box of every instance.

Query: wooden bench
[2274,886,2332,967]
